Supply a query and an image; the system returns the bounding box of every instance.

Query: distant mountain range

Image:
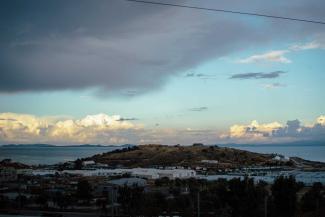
[216,140,325,147]
[1,141,324,148]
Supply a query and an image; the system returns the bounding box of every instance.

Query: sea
[0,144,325,165]
[0,145,120,165]
[218,143,325,163]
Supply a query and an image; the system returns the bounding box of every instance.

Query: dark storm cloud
[230,71,286,80]
[0,0,324,95]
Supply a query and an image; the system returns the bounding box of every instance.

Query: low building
[0,167,17,182]
[32,168,197,180]
[201,160,219,164]
[108,177,147,187]
[32,170,57,176]
[273,155,290,162]
[82,160,96,166]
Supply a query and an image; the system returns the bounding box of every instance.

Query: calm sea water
[219,144,325,162]
[1,144,325,165]
[0,146,119,165]
[201,171,325,185]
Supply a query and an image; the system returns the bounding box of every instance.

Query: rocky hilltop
[89,144,289,169]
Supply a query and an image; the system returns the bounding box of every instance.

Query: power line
[125,0,325,25]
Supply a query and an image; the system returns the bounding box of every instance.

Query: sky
[0,0,324,145]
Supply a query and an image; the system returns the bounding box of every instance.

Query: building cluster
[272,155,290,162]
[0,164,196,214]
[0,167,17,183]
[31,168,196,180]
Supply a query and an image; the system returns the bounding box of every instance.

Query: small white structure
[201,160,219,164]
[82,160,96,166]
[273,155,290,162]
[156,169,196,179]
[32,170,57,176]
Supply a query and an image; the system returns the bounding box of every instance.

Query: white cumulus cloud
[0,113,141,145]
[290,35,325,51]
[222,115,325,143]
[238,50,291,64]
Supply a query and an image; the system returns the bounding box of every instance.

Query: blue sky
[0,0,324,145]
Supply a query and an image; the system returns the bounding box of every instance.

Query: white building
[82,160,96,166]
[108,178,147,187]
[273,155,290,162]
[201,160,219,164]
[33,168,196,180]
[32,170,57,176]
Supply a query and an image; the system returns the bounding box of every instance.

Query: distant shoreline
[1,141,324,148]
[0,144,135,148]
[1,143,325,165]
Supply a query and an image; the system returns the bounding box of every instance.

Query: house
[82,160,96,166]
[32,168,197,180]
[201,160,219,164]
[0,167,17,182]
[108,177,147,187]
[273,155,290,162]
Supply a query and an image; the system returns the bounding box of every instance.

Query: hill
[0,159,30,169]
[89,144,285,168]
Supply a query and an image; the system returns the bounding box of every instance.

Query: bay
[219,143,325,162]
[0,145,120,165]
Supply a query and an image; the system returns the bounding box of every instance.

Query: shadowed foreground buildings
[1,167,325,216]
[1,145,325,216]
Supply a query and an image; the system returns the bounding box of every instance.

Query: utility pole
[111,188,114,217]
[264,195,268,217]
[316,198,319,217]
[18,180,21,213]
[197,191,200,217]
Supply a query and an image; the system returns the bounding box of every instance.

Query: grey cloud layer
[0,0,324,94]
[225,116,325,143]
[230,71,286,80]
[272,119,325,140]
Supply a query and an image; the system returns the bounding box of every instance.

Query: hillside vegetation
[90,144,280,168]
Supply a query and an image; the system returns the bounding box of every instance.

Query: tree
[226,177,266,217]
[271,176,299,217]
[0,195,10,209]
[117,186,144,216]
[74,158,83,170]
[76,180,92,203]
[141,192,166,216]
[301,182,324,213]
[53,192,71,210]
[36,192,49,209]
[15,195,28,209]
[154,177,170,187]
